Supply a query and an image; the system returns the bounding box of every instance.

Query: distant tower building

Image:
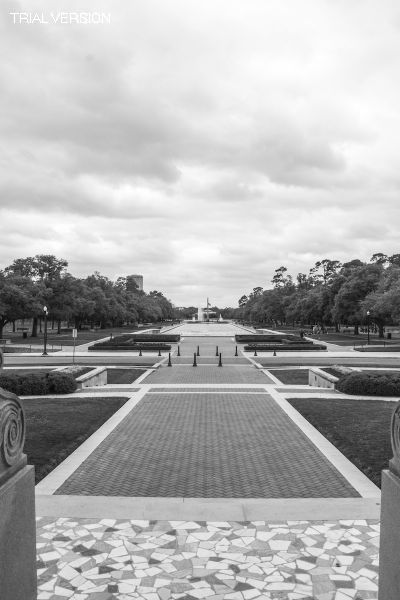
[127,274,144,291]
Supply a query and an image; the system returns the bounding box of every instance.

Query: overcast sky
[1,0,400,307]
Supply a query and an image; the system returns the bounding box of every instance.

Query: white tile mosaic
[36,517,379,599]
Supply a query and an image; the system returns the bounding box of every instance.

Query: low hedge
[89,342,171,351]
[244,343,326,351]
[112,334,180,343]
[236,334,301,343]
[336,372,400,396]
[0,371,77,395]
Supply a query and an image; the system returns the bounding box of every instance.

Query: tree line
[0,255,176,338]
[237,253,400,337]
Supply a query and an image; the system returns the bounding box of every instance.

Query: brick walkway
[55,392,358,498]
[171,356,249,364]
[145,365,274,384]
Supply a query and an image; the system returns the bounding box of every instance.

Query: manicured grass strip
[288,397,394,487]
[21,396,128,483]
[107,368,147,384]
[270,369,309,385]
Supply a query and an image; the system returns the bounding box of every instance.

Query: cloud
[1,0,400,305]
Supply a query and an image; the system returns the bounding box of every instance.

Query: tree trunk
[12,320,16,333]
[39,317,42,333]
[378,323,385,338]
[335,322,340,332]
[31,316,38,337]
[354,324,359,335]
[57,319,62,334]
[0,320,5,339]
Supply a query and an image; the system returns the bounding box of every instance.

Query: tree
[0,273,40,338]
[271,266,290,288]
[309,259,341,286]
[371,253,389,266]
[5,255,68,336]
[362,266,400,337]
[332,264,383,334]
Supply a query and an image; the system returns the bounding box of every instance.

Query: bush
[89,342,172,351]
[109,334,179,343]
[336,371,400,396]
[0,371,77,395]
[47,372,77,394]
[236,334,302,343]
[243,343,326,351]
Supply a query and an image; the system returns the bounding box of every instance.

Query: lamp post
[367,310,370,346]
[42,305,48,356]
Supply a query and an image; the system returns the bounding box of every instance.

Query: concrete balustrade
[0,387,37,599]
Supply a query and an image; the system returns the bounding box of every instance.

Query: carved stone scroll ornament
[0,387,26,482]
[390,401,400,477]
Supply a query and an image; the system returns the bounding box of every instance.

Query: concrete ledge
[35,494,381,521]
[309,367,338,388]
[75,366,107,389]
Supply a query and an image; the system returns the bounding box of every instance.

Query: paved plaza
[55,392,357,498]
[32,322,383,599]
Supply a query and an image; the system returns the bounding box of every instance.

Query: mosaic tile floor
[36,517,379,600]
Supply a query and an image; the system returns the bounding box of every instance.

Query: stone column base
[0,465,37,600]
[379,469,400,600]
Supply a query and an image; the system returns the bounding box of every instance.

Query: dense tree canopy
[237,254,400,336]
[0,255,176,338]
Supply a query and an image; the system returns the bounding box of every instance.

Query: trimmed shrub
[0,371,77,395]
[243,343,326,351]
[47,372,77,394]
[19,373,48,395]
[89,342,171,351]
[336,371,400,396]
[236,334,302,343]
[108,334,179,343]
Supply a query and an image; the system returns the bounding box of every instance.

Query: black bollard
[235,345,238,356]
[215,345,219,356]
[158,348,162,356]
[273,350,277,356]
[197,345,200,357]
[177,345,181,356]
[254,348,257,356]
[218,352,222,367]
[193,352,197,367]
[168,353,172,367]
[139,348,142,356]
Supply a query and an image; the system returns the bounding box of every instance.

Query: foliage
[0,371,77,395]
[336,371,400,396]
[237,253,400,335]
[0,254,176,337]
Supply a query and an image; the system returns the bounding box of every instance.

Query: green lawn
[270,369,309,385]
[107,368,147,384]
[21,396,128,483]
[288,397,394,487]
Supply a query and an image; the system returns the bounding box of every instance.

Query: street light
[367,310,370,346]
[42,305,48,356]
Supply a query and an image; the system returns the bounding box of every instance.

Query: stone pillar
[379,401,400,600]
[0,387,37,600]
